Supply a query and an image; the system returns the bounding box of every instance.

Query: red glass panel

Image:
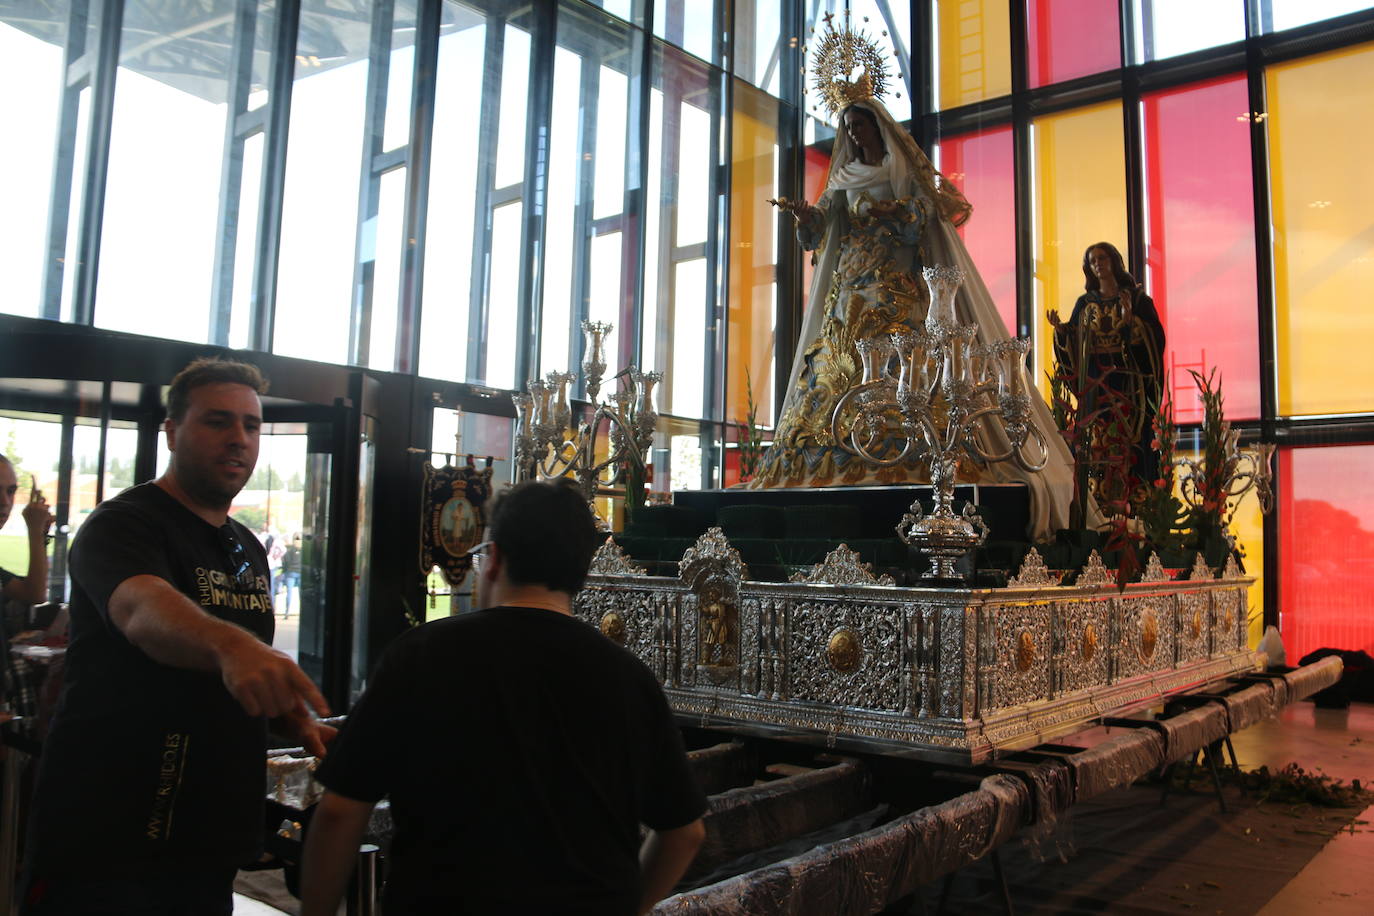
[800,145,830,314]
[1142,75,1260,423]
[939,126,1017,336]
[1026,0,1120,89]
[1279,445,1374,662]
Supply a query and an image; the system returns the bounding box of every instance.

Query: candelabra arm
[1011,425,1051,473]
[828,380,891,442]
[959,406,1012,463]
[849,430,917,467]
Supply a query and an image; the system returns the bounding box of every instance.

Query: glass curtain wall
[922,1,1374,649]
[0,0,757,519]
[1,2,72,320]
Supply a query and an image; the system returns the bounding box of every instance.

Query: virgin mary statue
[748,27,1074,540]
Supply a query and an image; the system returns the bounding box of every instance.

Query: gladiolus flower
[1154,478,1168,489]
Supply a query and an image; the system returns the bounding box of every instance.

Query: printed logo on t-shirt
[195,566,273,614]
[146,731,189,842]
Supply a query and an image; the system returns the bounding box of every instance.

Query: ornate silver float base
[576,535,1259,765]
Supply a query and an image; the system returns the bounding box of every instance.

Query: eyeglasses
[465,540,493,568]
[218,525,256,588]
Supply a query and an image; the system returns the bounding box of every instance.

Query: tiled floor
[1238,703,1374,915]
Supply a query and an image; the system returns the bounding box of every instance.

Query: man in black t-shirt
[302,480,707,916]
[23,358,333,916]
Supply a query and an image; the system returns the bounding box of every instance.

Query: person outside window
[280,532,302,619]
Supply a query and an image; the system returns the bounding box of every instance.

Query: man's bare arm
[301,791,376,916]
[638,818,706,915]
[108,574,329,719]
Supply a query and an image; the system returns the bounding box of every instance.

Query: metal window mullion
[658,58,684,416]
[621,15,653,372]
[466,19,507,382]
[707,64,728,486]
[71,0,125,326]
[773,0,802,421]
[1244,1,1281,633]
[395,0,444,375]
[372,147,408,172]
[236,107,268,135]
[248,0,300,353]
[209,0,263,347]
[1009,0,1035,339]
[610,50,640,373]
[567,53,601,385]
[873,0,912,103]
[1138,0,1154,63]
[1120,0,1146,281]
[349,0,398,367]
[40,0,95,320]
[910,0,933,146]
[51,415,77,602]
[512,1,557,389]
[489,182,523,207]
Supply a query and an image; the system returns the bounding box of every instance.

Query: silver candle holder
[513,320,660,526]
[830,265,1050,580]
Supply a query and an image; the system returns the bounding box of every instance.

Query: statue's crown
[809,12,893,119]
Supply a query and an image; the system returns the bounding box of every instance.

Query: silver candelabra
[1178,430,1276,525]
[513,320,660,525]
[830,265,1050,580]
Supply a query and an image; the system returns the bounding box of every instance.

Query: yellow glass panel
[728,85,778,418]
[1233,483,1265,649]
[727,80,779,468]
[1031,103,1128,397]
[1176,445,1266,648]
[936,0,1012,109]
[1268,43,1374,416]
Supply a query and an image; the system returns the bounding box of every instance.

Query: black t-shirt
[27,482,275,878]
[316,606,707,915]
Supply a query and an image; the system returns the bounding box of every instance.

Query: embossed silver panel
[787,599,906,712]
[1177,587,1210,666]
[983,602,1052,712]
[1114,593,1176,683]
[572,530,1259,765]
[1053,598,1110,696]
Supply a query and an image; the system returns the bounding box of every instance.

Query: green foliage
[737,368,766,483]
[3,426,23,469]
[1137,388,1190,552]
[0,535,32,574]
[76,454,136,489]
[1185,367,1234,548]
[1047,369,1072,439]
[247,466,285,490]
[231,506,267,532]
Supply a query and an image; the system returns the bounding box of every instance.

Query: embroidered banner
[420,458,494,585]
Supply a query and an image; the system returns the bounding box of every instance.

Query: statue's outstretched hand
[1047,308,1063,329]
[768,197,818,225]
